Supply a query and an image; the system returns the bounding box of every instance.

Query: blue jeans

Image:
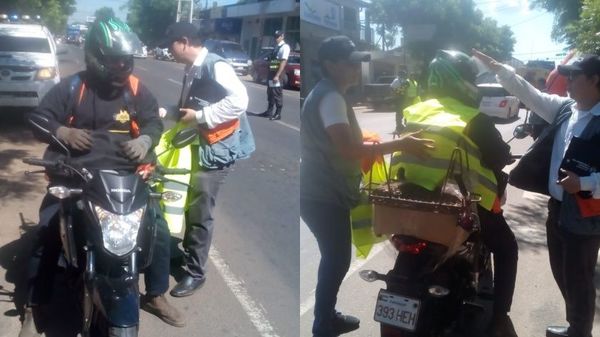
[301,198,352,337]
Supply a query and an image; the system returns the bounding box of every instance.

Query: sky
[474,0,570,63]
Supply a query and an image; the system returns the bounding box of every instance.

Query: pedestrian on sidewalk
[259,30,290,120]
[474,49,600,337]
[159,22,253,297]
[300,35,435,337]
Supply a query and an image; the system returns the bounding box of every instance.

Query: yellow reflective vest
[390,98,499,211]
[155,122,196,235]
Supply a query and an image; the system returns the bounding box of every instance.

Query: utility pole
[176,0,194,23]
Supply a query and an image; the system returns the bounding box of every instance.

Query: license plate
[373,289,420,331]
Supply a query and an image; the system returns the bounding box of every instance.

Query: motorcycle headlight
[93,205,145,256]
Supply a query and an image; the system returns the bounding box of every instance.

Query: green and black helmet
[84,17,136,86]
[427,50,480,107]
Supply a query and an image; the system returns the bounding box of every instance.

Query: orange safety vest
[199,118,240,144]
[68,75,141,138]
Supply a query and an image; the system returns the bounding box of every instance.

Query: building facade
[199,0,300,60]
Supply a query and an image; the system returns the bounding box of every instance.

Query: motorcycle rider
[391,50,519,337]
[19,17,183,337]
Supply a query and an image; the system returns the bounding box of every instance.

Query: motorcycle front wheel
[108,326,138,337]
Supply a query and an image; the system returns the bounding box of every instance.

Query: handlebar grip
[23,158,56,167]
[156,166,191,175]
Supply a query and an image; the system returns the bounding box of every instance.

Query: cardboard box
[479,96,520,119]
[372,204,470,255]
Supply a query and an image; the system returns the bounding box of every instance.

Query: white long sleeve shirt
[496,65,600,201]
[185,47,249,129]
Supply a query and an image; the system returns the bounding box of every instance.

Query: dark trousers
[301,198,352,337]
[183,167,230,279]
[478,206,519,315]
[266,86,283,117]
[27,198,171,305]
[547,198,600,337]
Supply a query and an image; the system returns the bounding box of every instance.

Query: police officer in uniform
[18,18,183,337]
[259,30,290,120]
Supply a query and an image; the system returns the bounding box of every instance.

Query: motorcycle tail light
[381,324,406,337]
[391,235,427,254]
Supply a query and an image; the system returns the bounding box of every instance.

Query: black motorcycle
[359,151,494,337]
[24,116,196,337]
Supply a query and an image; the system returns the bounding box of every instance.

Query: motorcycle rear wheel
[108,326,138,337]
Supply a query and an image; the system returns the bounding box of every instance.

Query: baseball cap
[318,35,370,63]
[159,22,199,48]
[274,30,284,38]
[557,55,600,77]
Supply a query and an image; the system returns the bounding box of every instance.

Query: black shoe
[258,110,272,118]
[169,275,206,297]
[487,314,518,337]
[546,326,569,337]
[269,114,281,121]
[331,312,359,335]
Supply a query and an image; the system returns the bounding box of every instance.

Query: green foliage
[566,0,600,54]
[0,0,75,34]
[94,7,116,22]
[530,0,582,43]
[369,0,515,71]
[125,0,177,45]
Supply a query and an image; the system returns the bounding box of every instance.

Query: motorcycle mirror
[513,124,532,140]
[28,114,71,158]
[171,128,199,149]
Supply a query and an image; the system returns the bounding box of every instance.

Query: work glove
[55,126,93,151]
[121,135,152,162]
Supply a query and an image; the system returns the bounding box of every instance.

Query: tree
[530,0,583,43]
[94,7,116,22]
[0,0,76,34]
[565,0,600,54]
[369,0,515,70]
[125,0,177,45]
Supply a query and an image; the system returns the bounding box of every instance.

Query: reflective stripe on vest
[350,192,385,258]
[199,118,240,144]
[390,98,498,211]
[155,122,193,234]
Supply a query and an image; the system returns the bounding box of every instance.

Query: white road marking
[168,78,181,86]
[299,242,385,317]
[275,120,300,132]
[210,246,280,337]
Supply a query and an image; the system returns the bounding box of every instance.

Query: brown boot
[141,294,185,327]
[18,307,42,337]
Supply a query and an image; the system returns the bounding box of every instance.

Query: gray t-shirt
[300,79,363,209]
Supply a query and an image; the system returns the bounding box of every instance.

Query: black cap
[274,30,284,38]
[318,35,370,63]
[558,55,600,77]
[158,22,199,48]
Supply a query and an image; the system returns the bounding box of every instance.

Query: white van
[0,23,61,108]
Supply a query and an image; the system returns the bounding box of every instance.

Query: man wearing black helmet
[391,49,519,337]
[18,17,183,337]
[259,30,290,120]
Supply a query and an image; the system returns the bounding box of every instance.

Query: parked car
[153,47,173,61]
[0,23,60,108]
[132,34,147,58]
[204,39,251,75]
[250,51,301,90]
[363,75,397,107]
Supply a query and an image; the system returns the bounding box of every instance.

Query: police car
[0,16,61,108]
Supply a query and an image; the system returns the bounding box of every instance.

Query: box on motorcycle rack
[370,182,470,255]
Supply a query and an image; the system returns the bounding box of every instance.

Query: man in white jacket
[473,49,600,337]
